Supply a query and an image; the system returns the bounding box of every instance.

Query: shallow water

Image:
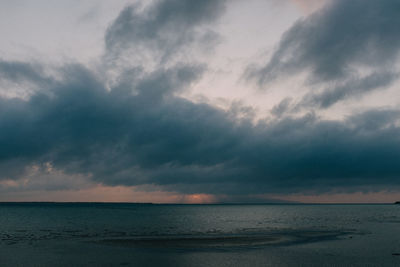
[0,203,399,266]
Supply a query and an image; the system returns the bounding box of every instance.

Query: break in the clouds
[247,0,400,108]
[0,0,400,201]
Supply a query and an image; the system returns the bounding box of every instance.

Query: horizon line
[0,201,398,205]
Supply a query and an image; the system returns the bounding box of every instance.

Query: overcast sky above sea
[0,0,400,203]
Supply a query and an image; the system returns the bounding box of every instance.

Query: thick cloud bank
[1,60,400,194]
[1,0,400,195]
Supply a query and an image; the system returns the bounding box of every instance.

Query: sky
[0,0,400,203]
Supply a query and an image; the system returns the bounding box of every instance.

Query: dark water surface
[0,203,399,266]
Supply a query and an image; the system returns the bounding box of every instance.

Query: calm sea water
[0,203,399,266]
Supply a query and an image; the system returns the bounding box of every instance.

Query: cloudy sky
[1,0,400,203]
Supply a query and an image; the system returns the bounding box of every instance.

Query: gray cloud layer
[105,0,225,62]
[1,0,400,196]
[247,0,400,108]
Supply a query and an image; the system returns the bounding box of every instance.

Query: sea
[0,203,399,266]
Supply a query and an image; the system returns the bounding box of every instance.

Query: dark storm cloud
[1,61,400,194]
[246,0,400,107]
[1,0,400,196]
[105,0,226,61]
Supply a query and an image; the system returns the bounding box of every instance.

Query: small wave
[96,230,356,249]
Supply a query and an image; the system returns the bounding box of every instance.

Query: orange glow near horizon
[1,182,400,204]
[0,184,218,204]
[178,194,217,204]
